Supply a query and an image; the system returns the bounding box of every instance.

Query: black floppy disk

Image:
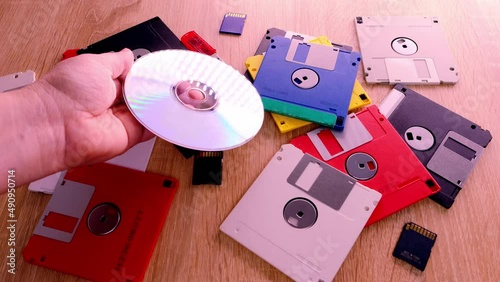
[380,84,492,208]
[62,17,203,161]
[63,17,186,60]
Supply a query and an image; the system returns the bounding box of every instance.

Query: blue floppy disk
[253,36,360,130]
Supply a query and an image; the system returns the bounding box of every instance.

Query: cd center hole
[297,211,304,218]
[188,89,206,100]
[100,216,107,223]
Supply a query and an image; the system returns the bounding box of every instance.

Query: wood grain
[1,0,499,281]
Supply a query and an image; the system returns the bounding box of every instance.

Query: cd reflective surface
[124,50,264,151]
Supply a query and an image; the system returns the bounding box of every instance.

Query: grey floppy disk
[380,84,492,208]
[355,16,458,85]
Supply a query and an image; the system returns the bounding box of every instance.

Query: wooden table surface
[1,0,499,281]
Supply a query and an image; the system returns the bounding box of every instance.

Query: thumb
[99,48,134,80]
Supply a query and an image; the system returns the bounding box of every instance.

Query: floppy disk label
[34,180,94,243]
[308,113,372,160]
[380,84,491,208]
[220,144,381,281]
[0,70,36,93]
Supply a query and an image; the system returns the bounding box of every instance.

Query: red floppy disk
[23,163,179,281]
[290,105,440,225]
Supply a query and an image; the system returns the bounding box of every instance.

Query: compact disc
[123,50,264,151]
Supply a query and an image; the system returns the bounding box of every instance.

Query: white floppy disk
[355,16,459,85]
[220,144,381,282]
[28,138,156,194]
[0,70,36,92]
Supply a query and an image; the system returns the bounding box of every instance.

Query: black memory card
[393,222,437,271]
[192,151,223,185]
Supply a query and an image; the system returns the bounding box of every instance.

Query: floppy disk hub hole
[346,153,378,180]
[283,198,317,229]
[291,68,319,89]
[87,203,121,236]
[391,37,418,56]
[404,126,434,151]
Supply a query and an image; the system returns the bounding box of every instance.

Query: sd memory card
[192,151,223,185]
[219,13,247,35]
[393,222,437,271]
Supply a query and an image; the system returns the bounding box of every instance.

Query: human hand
[40,48,153,168]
